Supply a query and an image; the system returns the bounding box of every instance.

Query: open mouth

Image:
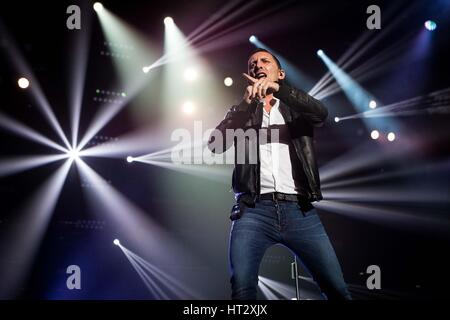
[256,72,267,79]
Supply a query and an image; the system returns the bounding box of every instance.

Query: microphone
[251,97,265,106]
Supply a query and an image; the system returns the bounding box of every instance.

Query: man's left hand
[243,73,280,100]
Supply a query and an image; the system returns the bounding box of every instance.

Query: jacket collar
[278,100,293,123]
[252,98,292,126]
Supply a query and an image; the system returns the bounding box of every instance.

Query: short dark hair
[248,48,283,69]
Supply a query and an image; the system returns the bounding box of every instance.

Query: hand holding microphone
[242,73,280,105]
[243,84,264,105]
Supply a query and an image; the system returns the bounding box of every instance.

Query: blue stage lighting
[387,132,396,142]
[424,20,437,31]
[249,35,257,43]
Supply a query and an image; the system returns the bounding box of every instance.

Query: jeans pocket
[296,201,315,216]
[230,203,246,221]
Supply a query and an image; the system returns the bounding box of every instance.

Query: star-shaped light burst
[67,147,80,161]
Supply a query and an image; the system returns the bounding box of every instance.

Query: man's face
[248,51,284,82]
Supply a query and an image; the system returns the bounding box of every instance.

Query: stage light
[249,35,257,43]
[334,117,340,123]
[424,20,437,31]
[67,148,80,160]
[316,49,379,132]
[142,66,150,73]
[17,77,30,89]
[93,2,103,12]
[387,132,396,141]
[369,100,377,109]
[126,156,134,163]
[184,67,198,82]
[164,17,174,25]
[224,77,233,87]
[121,92,127,97]
[370,130,380,140]
[113,239,120,246]
[182,101,194,114]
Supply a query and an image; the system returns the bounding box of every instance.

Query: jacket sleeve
[274,83,328,127]
[207,100,253,154]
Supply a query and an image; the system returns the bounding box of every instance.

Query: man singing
[208,48,351,300]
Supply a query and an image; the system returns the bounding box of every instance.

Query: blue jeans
[229,199,351,300]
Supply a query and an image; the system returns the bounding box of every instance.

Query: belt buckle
[272,192,276,202]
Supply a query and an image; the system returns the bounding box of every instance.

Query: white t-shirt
[259,98,299,195]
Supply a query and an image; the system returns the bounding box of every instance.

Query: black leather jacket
[208,83,328,205]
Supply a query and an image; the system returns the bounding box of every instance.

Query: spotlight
[424,20,437,31]
[334,117,340,123]
[126,156,134,163]
[121,92,127,97]
[142,66,150,73]
[17,77,30,89]
[182,101,194,114]
[249,35,257,43]
[93,2,103,12]
[387,132,396,142]
[113,239,120,246]
[67,148,80,160]
[317,49,324,56]
[164,17,174,25]
[224,77,233,87]
[184,67,198,82]
[369,100,377,109]
[370,130,380,140]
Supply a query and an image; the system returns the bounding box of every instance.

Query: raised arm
[208,101,254,154]
[274,83,328,127]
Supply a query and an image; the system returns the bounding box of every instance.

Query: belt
[259,192,303,202]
